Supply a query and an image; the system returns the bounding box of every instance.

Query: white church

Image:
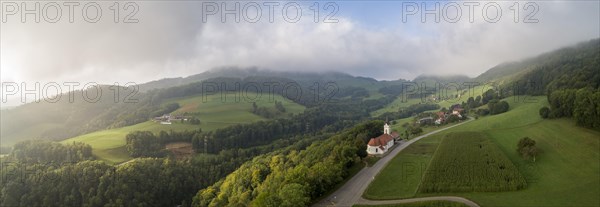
[366,122,399,155]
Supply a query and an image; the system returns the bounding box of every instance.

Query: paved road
[313,118,478,207]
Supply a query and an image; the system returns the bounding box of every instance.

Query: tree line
[5,140,93,163]
[377,103,440,121]
[543,88,600,129]
[125,129,202,157]
[192,94,395,154]
[0,132,330,207]
[251,101,287,118]
[125,94,396,157]
[508,39,599,96]
[1,85,398,206]
[192,121,383,207]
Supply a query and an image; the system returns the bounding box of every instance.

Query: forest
[499,39,600,129]
[545,88,600,129]
[191,121,384,206]
[0,130,336,206]
[0,85,396,206]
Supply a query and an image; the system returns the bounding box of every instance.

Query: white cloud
[1,1,598,84]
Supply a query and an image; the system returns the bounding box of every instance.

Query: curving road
[313,118,479,207]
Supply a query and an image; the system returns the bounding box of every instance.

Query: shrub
[539,106,550,119]
[489,100,509,115]
[477,108,490,116]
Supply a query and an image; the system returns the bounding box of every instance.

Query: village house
[452,106,464,118]
[435,111,446,125]
[152,114,192,125]
[366,122,400,155]
[153,114,174,125]
[434,104,465,125]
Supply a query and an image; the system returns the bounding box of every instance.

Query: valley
[362,96,599,206]
[1,38,599,207]
[60,92,305,164]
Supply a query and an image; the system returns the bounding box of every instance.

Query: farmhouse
[366,122,400,155]
[153,114,191,124]
[435,111,446,125]
[452,107,464,115]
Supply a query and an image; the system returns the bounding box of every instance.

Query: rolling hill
[362,38,600,206]
[366,96,599,206]
[1,70,390,147]
[475,38,599,95]
[61,92,305,164]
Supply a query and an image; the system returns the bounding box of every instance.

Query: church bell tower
[384,117,390,135]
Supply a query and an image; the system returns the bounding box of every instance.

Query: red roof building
[367,122,398,155]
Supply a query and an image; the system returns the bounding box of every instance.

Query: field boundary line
[356,196,481,207]
[414,132,445,194]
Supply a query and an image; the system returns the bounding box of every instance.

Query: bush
[539,106,550,119]
[189,117,201,125]
[407,125,423,136]
[476,108,490,116]
[446,114,460,123]
[489,100,509,115]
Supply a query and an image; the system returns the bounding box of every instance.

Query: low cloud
[1,1,598,84]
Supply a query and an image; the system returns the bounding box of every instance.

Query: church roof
[377,134,392,142]
[368,134,394,147]
[367,138,379,146]
[368,122,400,148]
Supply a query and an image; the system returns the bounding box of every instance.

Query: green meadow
[167,91,305,120]
[365,96,600,206]
[364,136,441,199]
[371,85,488,117]
[61,92,305,164]
[354,200,469,207]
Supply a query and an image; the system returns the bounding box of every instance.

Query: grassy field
[167,92,305,121]
[366,96,600,206]
[418,132,526,193]
[61,93,305,164]
[354,200,470,207]
[364,137,441,199]
[371,97,422,117]
[386,115,468,142]
[371,85,488,117]
[60,121,202,164]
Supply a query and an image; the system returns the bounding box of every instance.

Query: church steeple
[383,118,390,135]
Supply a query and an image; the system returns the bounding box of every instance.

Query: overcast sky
[1,0,599,85]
